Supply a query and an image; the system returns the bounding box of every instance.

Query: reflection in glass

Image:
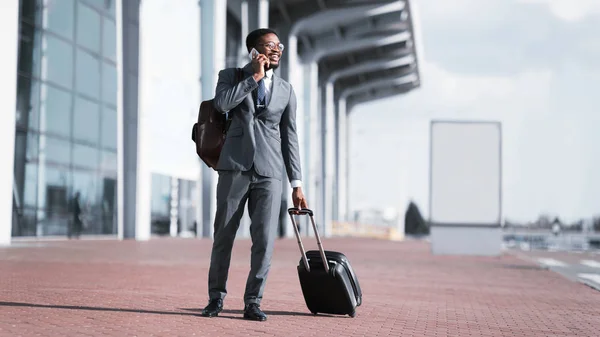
[76,49,101,99]
[151,174,172,235]
[17,23,42,78]
[26,132,39,162]
[15,76,40,130]
[72,170,99,206]
[23,162,39,208]
[13,0,119,238]
[102,107,117,149]
[45,0,74,39]
[44,137,71,165]
[73,97,100,144]
[101,150,117,174]
[39,166,71,236]
[103,18,116,61]
[43,34,74,89]
[77,3,101,52]
[102,62,117,105]
[41,84,72,136]
[73,144,100,169]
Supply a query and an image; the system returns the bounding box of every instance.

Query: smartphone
[249,48,259,60]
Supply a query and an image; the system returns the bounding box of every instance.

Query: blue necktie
[256,79,266,106]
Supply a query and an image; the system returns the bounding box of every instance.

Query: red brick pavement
[1,237,599,336]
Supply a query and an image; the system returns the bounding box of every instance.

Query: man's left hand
[292,187,308,209]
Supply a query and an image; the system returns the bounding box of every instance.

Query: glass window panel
[40,84,72,136]
[103,18,116,61]
[26,132,40,162]
[73,97,100,145]
[18,23,42,77]
[39,165,71,236]
[43,136,71,165]
[82,0,109,10]
[100,176,117,234]
[45,0,74,39]
[23,162,39,208]
[102,62,117,105]
[100,150,117,174]
[20,0,41,25]
[39,164,71,214]
[151,174,171,217]
[43,34,74,89]
[16,76,41,130]
[72,170,99,206]
[106,0,116,18]
[76,3,101,52]
[13,207,38,237]
[73,143,99,169]
[101,107,117,149]
[75,49,101,99]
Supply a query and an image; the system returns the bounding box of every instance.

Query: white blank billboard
[429,121,502,225]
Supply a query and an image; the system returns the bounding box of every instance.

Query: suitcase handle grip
[288,208,330,274]
[288,207,313,216]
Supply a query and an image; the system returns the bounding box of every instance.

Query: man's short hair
[246,28,279,53]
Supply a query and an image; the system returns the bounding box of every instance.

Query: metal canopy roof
[269,0,421,111]
[346,81,416,112]
[335,62,416,98]
[269,0,398,29]
[296,8,409,63]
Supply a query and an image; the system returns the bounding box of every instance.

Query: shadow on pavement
[181,308,318,317]
[0,301,201,317]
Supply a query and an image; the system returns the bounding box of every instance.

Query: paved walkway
[1,237,599,336]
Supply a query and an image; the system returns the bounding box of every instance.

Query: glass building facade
[12,0,118,237]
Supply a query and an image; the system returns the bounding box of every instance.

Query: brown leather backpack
[191,68,244,169]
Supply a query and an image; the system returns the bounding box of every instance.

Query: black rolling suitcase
[288,208,362,317]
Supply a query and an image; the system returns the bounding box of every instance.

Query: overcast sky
[350,0,600,223]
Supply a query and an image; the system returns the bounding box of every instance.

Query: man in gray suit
[200,28,307,321]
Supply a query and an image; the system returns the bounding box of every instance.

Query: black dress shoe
[243,303,267,321]
[200,299,223,317]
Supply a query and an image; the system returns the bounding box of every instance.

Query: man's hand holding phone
[250,48,269,82]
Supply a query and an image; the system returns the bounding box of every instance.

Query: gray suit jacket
[213,63,302,183]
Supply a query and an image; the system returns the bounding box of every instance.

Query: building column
[320,82,335,236]
[285,34,304,238]
[245,0,269,30]
[200,0,227,238]
[303,62,319,237]
[276,24,304,239]
[116,0,145,240]
[0,0,19,245]
[337,99,348,222]
[345,104,352,221]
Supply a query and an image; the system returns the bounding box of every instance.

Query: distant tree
[404,201,429,235]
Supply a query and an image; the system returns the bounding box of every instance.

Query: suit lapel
[267,74,282,109]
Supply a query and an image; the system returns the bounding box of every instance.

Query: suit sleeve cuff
[290,180,302,188]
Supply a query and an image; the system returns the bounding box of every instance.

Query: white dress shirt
[261,69,302,189]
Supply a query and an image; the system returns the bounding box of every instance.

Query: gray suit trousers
[208,167,282,305]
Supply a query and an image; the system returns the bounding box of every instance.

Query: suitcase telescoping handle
[288,207,330,274]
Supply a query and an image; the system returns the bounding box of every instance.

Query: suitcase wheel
[349,311,356,318]
[311,311,318,315]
